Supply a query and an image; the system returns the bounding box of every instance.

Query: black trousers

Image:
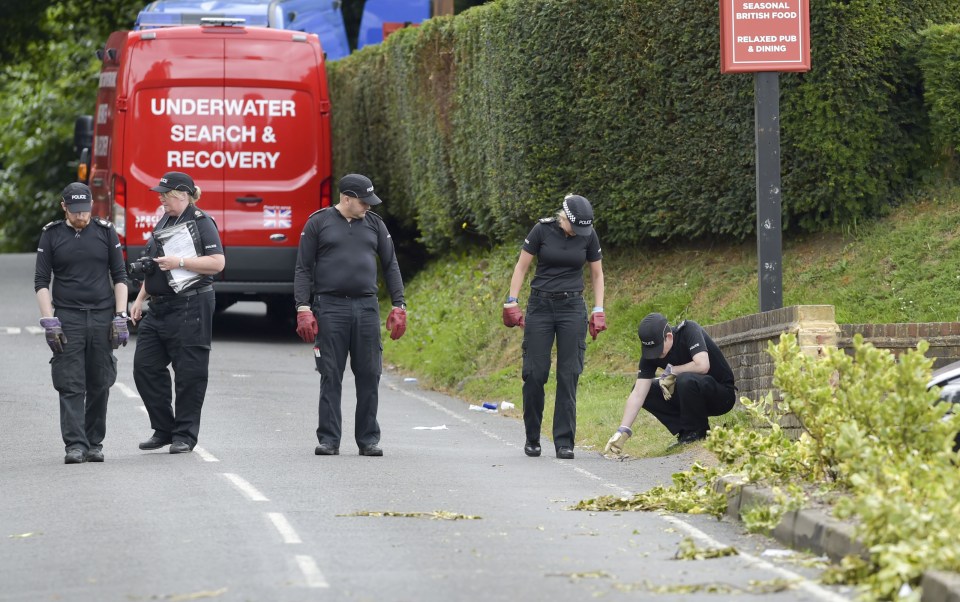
[521,295,587,449]
[50,308,117,452]
[642,372,736,435]
[133,290,214,446]
[312,294,382,449]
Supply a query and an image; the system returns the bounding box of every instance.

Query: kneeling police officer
[605,312,736,456]
[130,171,225,454]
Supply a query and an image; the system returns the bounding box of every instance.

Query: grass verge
[384,181,960,455]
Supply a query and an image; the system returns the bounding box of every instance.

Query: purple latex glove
[110,316,129,349]
[40,317,67,353]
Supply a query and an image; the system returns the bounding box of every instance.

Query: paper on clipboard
[153,221,203,293]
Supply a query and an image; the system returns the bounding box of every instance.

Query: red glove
[386,307,406,340]
[588,311,606,340]
[502,305,525,328]
[296,310,318,343]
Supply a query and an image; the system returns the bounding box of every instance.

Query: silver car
[927,360,960,450]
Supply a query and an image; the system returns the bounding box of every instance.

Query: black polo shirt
[522,218,602,293]
[294,207,405,306]
[142,205,223,296]
[637,320,735,386]
[35,218,127,310]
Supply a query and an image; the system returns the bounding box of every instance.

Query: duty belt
[150,285,214,304]
[316,292,375,300]
[530,289,582,300]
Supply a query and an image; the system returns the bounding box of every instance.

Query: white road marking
[569,465,602,481]
[116,380,216,462]
[194,446,219,462]
[660,514,850,602]
[114,382,140,399]
[267,512,302,544]
[25,325,44,334]
[390,379,849,602]
[2,327,22,334]
[295,555,329,588]
[222,473,269,502]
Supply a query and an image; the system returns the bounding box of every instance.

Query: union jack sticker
[263,206,292,228]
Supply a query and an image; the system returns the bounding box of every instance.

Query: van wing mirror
[73,115,94,156]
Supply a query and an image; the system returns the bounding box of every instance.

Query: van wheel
[215,298,236,314]
[266,298,296,325]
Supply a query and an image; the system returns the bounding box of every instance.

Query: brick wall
[704,305,839,406]
[838,323,960,370]
[702,309,960,437]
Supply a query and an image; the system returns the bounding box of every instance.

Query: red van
[76,19,333,319]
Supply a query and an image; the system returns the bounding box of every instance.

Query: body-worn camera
[129,257,157,278]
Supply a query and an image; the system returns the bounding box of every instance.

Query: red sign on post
[720,0,810,73]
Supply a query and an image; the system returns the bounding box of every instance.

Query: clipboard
[153,220,204,293]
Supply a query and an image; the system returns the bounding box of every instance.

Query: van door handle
[236,196,263,204]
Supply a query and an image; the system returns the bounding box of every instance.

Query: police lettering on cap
[338,173,382,206]
[61,182,92,212]
[150,171,196,195]
[562,194,594,236]
[638,312,670,360]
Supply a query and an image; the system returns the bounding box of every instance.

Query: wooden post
[432,0,455,16]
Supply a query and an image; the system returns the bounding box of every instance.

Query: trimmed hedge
[918,23,960,172]
[327,0,960,252]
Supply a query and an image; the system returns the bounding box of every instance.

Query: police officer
[502,194,606,460]
[604,312,736,456]
[130,171,224,454]
[294,173,407,457]
[35,183,129,464]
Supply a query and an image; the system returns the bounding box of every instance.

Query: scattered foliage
[572,462,727,516]
[612,577,796,595]
[573,334,960,600]
[674,537,738,560]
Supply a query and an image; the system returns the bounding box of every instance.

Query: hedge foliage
[918,23,960,171]
[0,0,142,252]
[328,0,960,252]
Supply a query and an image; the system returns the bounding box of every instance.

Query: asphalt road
[0,253,853,601]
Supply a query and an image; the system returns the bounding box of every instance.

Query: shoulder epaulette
[95,218,113,228]
[676,320,688,331]
[190,207,218,226]
[307,207,331,220]
[42,220,64,231]
[538,217,557,224]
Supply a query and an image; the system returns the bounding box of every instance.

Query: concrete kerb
[715,475,960,602]
[922,571,960,602]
